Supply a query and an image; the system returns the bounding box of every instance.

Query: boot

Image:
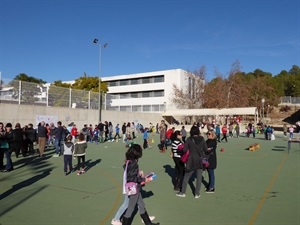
[122,217,131,225]
[140,211,160,225]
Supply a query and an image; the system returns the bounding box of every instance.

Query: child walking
[93,125,99,145]
[143,128,149,149]
[121,144,159,225]
[74,133,88,175]
[63,135,74,175]
[111,143,155,225]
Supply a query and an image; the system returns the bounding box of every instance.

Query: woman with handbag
[205,130,217,193]
[176,126,208,198]
[122,144,159,225]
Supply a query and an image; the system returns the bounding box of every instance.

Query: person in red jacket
[71,124,78,143]
[220,124,228,142]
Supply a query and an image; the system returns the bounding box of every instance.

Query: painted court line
[99,169,122,225]
[248,154,288,225]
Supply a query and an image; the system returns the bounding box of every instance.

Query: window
[153,90,164,97]
[152,105,159,111]
[120,106,131,111]
[109,81,119,87]
[120,93,130,99]
[132,105,142,111]
[142,92,150,98]
[130,92,138,98]
[130,79,139,85]
[154,75,164,83]
[119,79,129,86]
[143,105,151,111]
[142,77,151,84]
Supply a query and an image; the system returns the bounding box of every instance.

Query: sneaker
[195,195,201,199]
[206,188,215,193]
[111,219,122,225]
[64,172,67,176]
[142,216,155,223]
[81,169,85,174]
[53,154,59,157]
[77,171,81,175]
[176,193,186,197]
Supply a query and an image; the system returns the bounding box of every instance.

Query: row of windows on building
[107,90,164,99]
[107,104,166,112]
[108,75,164,87]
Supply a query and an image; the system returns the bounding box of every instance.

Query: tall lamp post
[261,98,265,122]
[93,39,108,122]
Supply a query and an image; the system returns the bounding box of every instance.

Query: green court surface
[0,132,299,225]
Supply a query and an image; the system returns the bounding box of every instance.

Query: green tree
[14,73,46,84]
[8,73,45,103]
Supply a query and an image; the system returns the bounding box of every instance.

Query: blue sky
[0,0,299,83]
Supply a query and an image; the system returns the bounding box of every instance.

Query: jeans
[113,195,129,220]
[55,138,62,155]
[64,155,73,173]
[207,169,215,189]
[4,149,13,171]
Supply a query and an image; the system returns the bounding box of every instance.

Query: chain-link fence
[0,79,101,109]
[280,96,300,104]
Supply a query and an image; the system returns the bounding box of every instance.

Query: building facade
[102,69,191,112]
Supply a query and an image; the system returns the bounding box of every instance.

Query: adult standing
[131,122,136,140]
[170,130,184,191]
[1,123,14,172]
[37,121,48,157]
[159,121,166,153]
[235,123,240,138]
[26,123,37,154]
[122,122,126,143]
[0,122,6,170]
[125,122,131,147]
[10,123,23,158]
[180,126,187,143]
[176,126,208,198]
[205,130,217,193]
[53,121,64,157]
[98,121,104,143]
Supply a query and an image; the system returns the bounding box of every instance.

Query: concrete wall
[0,103,164,129]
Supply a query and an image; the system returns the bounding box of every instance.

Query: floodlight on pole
[261,98,265,122]
[93,39,108,122]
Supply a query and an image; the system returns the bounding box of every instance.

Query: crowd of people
[0,120,149,173]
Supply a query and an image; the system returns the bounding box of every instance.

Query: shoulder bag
[124,160,138,196]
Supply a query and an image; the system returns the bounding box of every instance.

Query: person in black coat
[2,123,14,172]
[176,126,208,198]
[11,123,24,158]
[26,123,37,154]
[205,130,217,193]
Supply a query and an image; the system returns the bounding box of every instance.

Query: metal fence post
[88,91,91,109]
[69,88,72,108]
[18,80,21,105]
[46,86,49,107]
